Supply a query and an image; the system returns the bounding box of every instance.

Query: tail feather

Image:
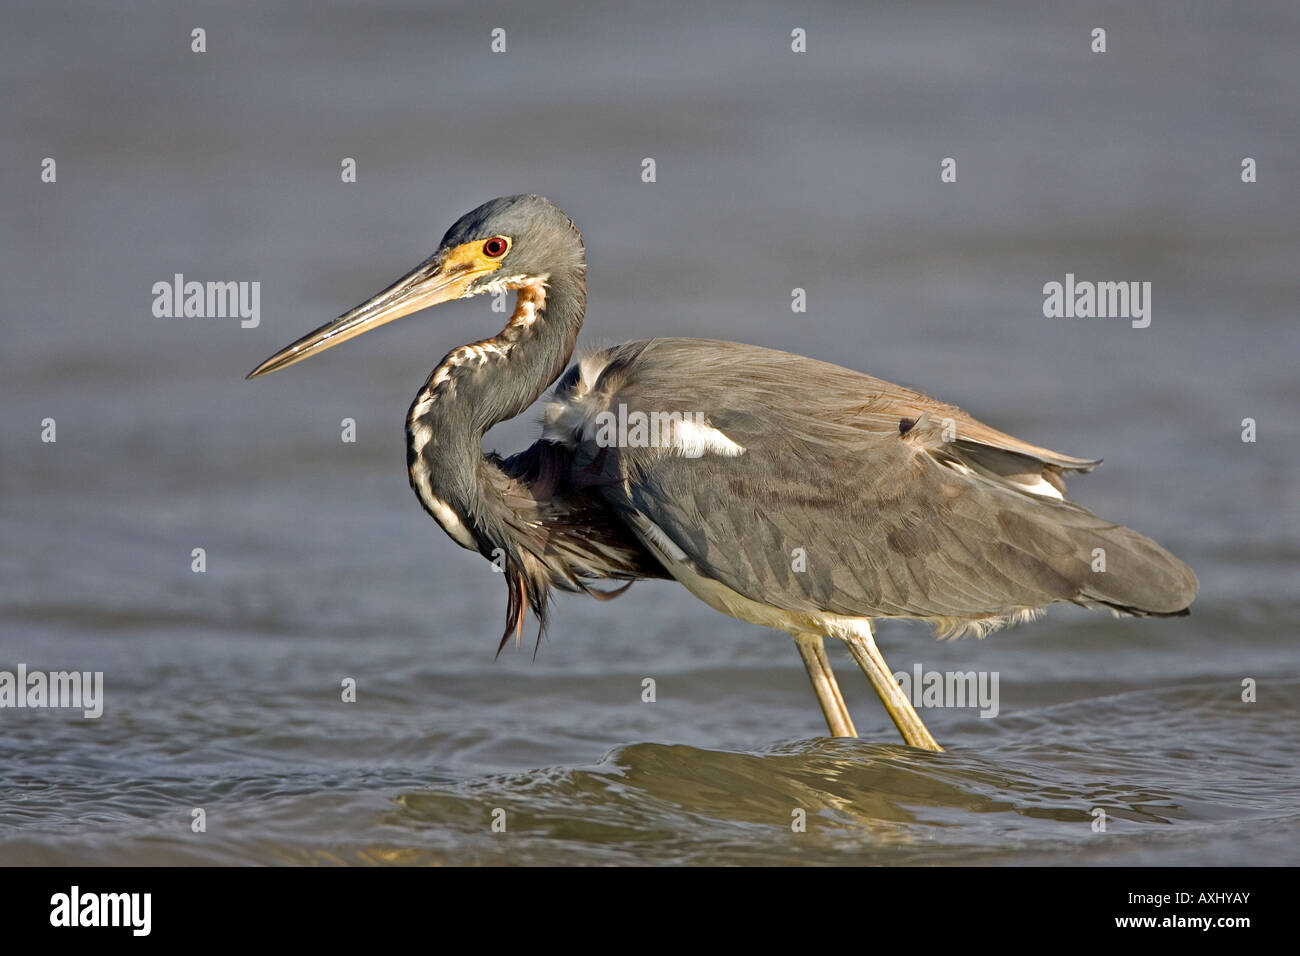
[1072,520,1198,616]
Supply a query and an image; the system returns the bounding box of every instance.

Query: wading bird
[248,195,1197,750]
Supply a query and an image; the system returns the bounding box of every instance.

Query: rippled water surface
[2,1,1298,865]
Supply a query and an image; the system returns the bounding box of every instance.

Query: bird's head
[246,194,583,379]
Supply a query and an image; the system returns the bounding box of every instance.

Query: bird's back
[541,337,1197,635]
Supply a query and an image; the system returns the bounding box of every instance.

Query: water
[2,0,1298,865]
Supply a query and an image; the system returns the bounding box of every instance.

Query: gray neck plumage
[405,268,586,549]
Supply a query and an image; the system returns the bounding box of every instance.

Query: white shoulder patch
[1012,476,1065,501]
[670,418,746,458]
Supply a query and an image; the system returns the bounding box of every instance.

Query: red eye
[483,237,508,257]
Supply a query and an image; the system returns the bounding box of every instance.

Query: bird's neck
[405,269,585,543]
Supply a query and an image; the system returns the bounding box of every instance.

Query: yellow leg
[793,633,857,738]
[840,622,943,752]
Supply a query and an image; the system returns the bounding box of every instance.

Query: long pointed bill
[246,245,496,379]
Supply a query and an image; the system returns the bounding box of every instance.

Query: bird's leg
[840,622,944,752]
[793,633,857,738]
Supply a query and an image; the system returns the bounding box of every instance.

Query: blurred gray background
[1,1,1297,864]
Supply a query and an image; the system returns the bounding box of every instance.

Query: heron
[247,194,1197,750]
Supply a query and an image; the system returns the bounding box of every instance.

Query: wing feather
[561,338,1195,634]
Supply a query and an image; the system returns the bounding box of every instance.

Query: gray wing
[552,338,1197,634]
